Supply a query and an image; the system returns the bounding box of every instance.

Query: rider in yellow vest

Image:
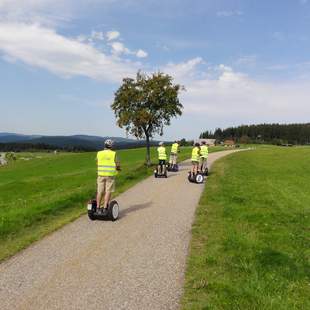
[191,142,201,175]
[96,139,120,213]
[200,141,209,172]
[169,141,179,168]
[157,142,167,174]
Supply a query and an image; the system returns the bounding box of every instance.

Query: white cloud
[106,30,120,41]
[109,41,148,58]
[0,23,138,82]
[110,41,130,55]
[0,0,73,26]
[216,10,243,17]
[163,57,204,82]
[91,31,104,41]
[136,49,148,58]
[166,59,310,127]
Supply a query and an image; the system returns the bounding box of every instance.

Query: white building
[197,139,216,146]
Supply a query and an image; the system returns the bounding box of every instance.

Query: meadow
[182,147,310,309]
[0,146,199,261]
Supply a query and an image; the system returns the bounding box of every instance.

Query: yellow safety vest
[191,147,200,162]
[200,145,209,158]
[171,143,179,154]
[97,149,117,177]
[157,146,167,160]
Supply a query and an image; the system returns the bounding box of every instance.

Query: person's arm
[115,154,121,170]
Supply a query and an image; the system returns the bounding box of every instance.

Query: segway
[87,199,119,221]
[167,163,179,172]
[201,167,209,176]
[188,171,204,184]
[154,163,168,178]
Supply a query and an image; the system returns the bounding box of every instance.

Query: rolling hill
[0,133,159,150]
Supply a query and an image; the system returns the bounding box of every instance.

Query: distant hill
[0,133,159,151]
[0,133,41,143]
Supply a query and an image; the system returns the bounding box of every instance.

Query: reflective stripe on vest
[157,146,167,160]
[200,145,209,158]
[171,143,179,154]
[191,147,200,161]
[97,150,116,176]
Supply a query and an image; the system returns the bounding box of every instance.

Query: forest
[200,123,310,145]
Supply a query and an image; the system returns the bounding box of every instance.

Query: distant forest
[0,143,92,152]
[200,123,310,145]
[0,141,159,152]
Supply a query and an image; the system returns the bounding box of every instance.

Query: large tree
[111,71,184,165]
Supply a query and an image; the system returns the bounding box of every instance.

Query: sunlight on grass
[182,146,310,309]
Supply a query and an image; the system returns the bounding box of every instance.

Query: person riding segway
[154,142,168,178]
[87,139,120,221]
[200,141,209,176]
[188,142,204,183]
[168,140,180,172]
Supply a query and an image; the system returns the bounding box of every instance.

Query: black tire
[108,200,119,221]
[88,210,96,221]
[205,168,209,176]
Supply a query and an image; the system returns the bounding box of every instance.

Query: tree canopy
[111,71,184,164]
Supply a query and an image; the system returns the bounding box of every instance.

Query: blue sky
[1,0,310,140]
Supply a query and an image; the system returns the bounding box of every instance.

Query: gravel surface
[0,150,237,310]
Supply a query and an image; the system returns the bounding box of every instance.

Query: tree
[111,71,184,165]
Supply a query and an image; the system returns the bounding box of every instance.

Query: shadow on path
[119,201,153,219]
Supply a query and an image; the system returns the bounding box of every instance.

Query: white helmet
[104,139,113,148]
[159,142,164,146]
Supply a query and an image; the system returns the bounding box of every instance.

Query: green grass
[182,147,310,310]
[0,146,197,261]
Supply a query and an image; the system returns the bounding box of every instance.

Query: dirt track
[0,150,237,310]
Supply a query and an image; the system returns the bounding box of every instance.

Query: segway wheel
[87,201,96,221]
[88,211,96,221]
[195,173,204,184]
[188,173,193,182]
[205,168,209,176]
[154,170,158,178]
[108,200,119,221]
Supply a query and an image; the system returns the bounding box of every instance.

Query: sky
[0,0,310,140]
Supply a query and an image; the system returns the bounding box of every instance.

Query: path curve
[0,150,237,310]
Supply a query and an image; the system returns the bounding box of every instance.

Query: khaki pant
[200,157,208,171]
[169,153,178,165]
[97,176,115,207]
[191,160,199,173]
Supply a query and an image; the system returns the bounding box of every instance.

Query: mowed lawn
[0,146,199,261]
[182,147,310,309]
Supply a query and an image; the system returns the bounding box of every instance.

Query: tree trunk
[145,135,151,167]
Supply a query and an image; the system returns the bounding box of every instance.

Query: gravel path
[0,150,237,310]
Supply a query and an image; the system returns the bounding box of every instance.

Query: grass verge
[182,147,310,309]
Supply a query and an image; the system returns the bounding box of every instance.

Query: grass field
[182,147,310,309]
[0,146,204,261]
